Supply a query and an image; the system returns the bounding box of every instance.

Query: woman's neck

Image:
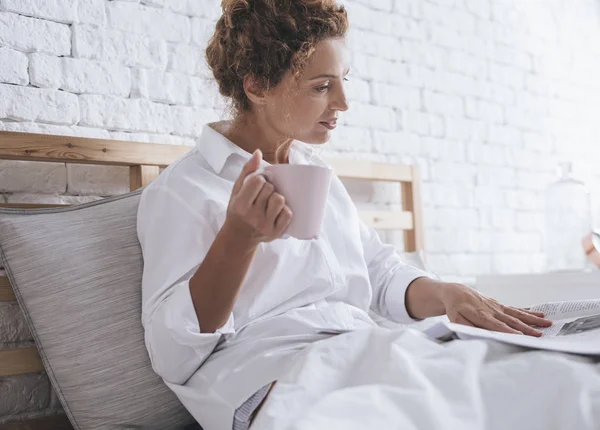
[218,114,293,165]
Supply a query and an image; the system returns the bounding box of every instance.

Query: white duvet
[252,326,600,430]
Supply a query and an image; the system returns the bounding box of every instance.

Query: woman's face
[262,38,350,145]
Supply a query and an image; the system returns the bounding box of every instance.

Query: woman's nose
[331,89,349,112]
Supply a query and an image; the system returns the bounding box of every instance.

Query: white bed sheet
[252,326,600,430]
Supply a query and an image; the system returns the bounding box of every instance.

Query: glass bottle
[544,162,592,272]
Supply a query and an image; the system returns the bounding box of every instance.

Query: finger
[453,313,475,327]
[525,310,547,318]
[517,308,546,317]
[495,313,543,337]
[504,307,552,327]
[237,175,267,212]
[466,309,523,335]
[266,193,286,223]
[254,181,275,210]
[274,206,293,234]
[233,149,262,194]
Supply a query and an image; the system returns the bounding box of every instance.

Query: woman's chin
[300,129,332,145]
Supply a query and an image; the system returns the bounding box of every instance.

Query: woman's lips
[319,120,337,130]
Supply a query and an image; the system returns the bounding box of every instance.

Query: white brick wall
[0,1,596,269]
[0,84,79,124]
[1,0,600,421]
[0,47,28,85]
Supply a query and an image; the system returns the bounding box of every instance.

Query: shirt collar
[195,122,316,174]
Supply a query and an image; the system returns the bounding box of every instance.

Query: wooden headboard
[0,130,424,429]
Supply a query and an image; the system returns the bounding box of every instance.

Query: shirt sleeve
[137,185,234,385]
[359,219,432,324]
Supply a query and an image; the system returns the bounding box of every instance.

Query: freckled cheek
[294,98,327,125]
[276,95,329,136]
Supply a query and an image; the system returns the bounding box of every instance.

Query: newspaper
[423,299,600,356]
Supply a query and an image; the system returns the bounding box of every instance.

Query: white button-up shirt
[137,123,430,430]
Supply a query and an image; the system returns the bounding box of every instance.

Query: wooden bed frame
[0,131,424,429]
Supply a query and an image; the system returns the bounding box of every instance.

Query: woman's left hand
[439,283,553,337]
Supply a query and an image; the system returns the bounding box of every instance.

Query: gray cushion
[0,191,197,430]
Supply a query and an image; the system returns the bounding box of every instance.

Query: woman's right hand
[224,149,293,244]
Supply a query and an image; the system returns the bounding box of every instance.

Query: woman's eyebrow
[308,73,338,80]
[307,69,351,81]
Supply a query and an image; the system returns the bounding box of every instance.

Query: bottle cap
[558,161,572,176]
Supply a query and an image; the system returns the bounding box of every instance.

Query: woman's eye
[316,84,329,93]
[344,78,350,82]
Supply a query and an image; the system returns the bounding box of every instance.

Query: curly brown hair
[206,0,348,113]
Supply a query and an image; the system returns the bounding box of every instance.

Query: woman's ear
[243,75,268,106]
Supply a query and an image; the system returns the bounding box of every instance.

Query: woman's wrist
[405,277,450,319]
[221,218,261,252]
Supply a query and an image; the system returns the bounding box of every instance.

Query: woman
[136,1,551,429]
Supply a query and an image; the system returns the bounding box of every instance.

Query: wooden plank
[326,158,413,182]
[359,210,413,230]
[0,203,69,209]
[402,166,424,252]
[130,165,160,191]
[0,131,191,167]
[0,415,72,430]
[0,347,44,377]
[0,276,16,301]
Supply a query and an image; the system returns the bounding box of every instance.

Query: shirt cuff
[384,266,432,324]
[147,279,236,384]
[165,278,235,339]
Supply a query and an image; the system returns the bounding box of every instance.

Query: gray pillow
[0,191,196,430]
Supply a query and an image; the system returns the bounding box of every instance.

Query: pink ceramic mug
[246,164,332,240]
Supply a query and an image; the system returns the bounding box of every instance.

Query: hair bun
[221,0,251,28]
